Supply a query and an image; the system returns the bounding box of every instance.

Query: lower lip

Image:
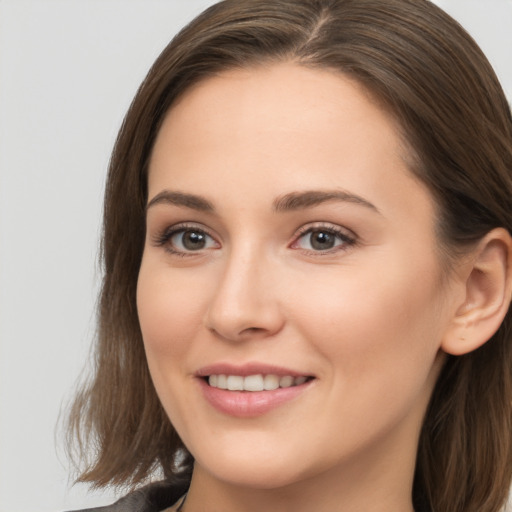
[198,378,313,418]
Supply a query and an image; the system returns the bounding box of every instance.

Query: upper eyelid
[161,222,216,236]
[293,222,356,238]
[150,222,219,246]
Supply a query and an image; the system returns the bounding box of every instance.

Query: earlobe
[442,228,512,356]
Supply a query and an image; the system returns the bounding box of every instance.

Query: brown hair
[67,1,512,510]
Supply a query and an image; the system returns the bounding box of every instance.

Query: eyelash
[151,223,218,257]
[290,224,357,254]
[151,222,357,257]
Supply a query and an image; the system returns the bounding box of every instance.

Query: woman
[67,1,512,511]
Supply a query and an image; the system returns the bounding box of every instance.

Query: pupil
[311,231,334,250]
[183,231,206,250]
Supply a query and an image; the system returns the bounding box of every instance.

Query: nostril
[204,296,285,342]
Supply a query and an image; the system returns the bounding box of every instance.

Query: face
[137,63,457,492]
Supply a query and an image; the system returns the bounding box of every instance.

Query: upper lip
[195,362,313,378]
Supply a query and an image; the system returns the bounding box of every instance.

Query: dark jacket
[66,481,188,512]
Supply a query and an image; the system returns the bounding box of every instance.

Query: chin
[199,457,311,490]
[188,434,317,490]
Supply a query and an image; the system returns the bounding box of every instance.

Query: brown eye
[170,229,216,252]
[309,230,336,250]
[293,226,356,253]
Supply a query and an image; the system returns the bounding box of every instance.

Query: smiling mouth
[206,374,313,392]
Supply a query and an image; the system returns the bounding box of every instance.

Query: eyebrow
[146,190,214,212]
[146,189,380,214]
[272,190,380,214]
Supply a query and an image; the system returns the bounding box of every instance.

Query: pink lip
[196,362,311,378]
[196,362,315,418]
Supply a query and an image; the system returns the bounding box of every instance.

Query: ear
[442,228,512,356]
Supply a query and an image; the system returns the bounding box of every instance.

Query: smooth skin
[137,63,512,512]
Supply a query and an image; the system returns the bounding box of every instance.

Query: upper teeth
[208,374,308,391]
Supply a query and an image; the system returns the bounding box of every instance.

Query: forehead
[155,63,403,157]
[148,62,432,222]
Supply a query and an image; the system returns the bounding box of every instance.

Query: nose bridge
[205,239,282,341]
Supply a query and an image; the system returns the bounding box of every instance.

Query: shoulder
[64,480,188,512]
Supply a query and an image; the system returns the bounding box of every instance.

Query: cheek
[286,257,445,380]
[136,261,206,359]
[287,264,446,448]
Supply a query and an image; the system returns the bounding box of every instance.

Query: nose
[204,247,285,342]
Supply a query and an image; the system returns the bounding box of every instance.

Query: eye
[153,225,219,255]
[292,226,356,253]
[171,229,217,252]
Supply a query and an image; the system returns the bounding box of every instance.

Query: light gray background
[0,1,510,511]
